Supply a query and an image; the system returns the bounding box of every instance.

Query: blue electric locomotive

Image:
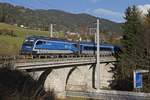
[21,36,78,55]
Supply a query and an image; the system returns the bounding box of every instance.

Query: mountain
[0,2,122,34]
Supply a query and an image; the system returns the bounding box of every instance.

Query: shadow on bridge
[36,63,99,92]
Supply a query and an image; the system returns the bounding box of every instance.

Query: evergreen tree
[110,6,142,91]
[138,10,150,92]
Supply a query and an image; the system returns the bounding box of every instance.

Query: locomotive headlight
[29,40,34,42]
[25,39,28,42]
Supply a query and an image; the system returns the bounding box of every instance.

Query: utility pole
[50,24,53,37]
[96,19,100,90]
[95,32,97,43]
[89,28,95,35]
[89,27,97,43]
[89,28,91,35]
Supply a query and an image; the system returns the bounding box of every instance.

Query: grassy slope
[0,23,49,55]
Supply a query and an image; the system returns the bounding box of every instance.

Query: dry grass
[0,23,50,55]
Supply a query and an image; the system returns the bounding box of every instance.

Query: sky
[0,0,150,23]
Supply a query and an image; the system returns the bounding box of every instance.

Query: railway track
[0,52,115,65]
[0,51,113,60]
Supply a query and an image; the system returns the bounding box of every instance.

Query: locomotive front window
[36,41,46,45]
[23,41,33,46]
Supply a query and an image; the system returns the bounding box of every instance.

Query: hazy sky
[0,0,150,22]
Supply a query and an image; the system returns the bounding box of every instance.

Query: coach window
[84,46,93,50]
[73,43,78,47]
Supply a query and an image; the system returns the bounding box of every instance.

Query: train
[20,36,121,56]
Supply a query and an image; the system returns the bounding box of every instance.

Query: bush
[0,66,55,100]
[0,29,17,37]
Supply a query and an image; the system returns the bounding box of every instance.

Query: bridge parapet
[14,56,116,70]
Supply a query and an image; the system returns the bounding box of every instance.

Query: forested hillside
[0,2,123,55]
[0,3,122,34]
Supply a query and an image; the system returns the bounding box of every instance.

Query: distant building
[20,25,28,29]
[66,31,79,35]
[20,25,24,28]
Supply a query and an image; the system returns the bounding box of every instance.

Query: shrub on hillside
[0,29,17,37]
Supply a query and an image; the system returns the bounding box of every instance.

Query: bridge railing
[15,57,95,64]
[0,51,114,60]
[0,51,115,65]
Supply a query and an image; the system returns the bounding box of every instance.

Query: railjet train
[20,36,121,56]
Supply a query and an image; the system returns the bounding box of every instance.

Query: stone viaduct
[14,57,116,97]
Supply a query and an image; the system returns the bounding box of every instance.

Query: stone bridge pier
[27,63,115,97]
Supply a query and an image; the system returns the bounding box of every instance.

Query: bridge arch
[37,68,53,87]
[65,66,91,91]
[43,68,71,92]
[36,64,97,92]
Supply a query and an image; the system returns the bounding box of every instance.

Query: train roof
[25,36,121,48]
[80,41,95,44]
[25,35,76,43]
[80,41,115,46]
